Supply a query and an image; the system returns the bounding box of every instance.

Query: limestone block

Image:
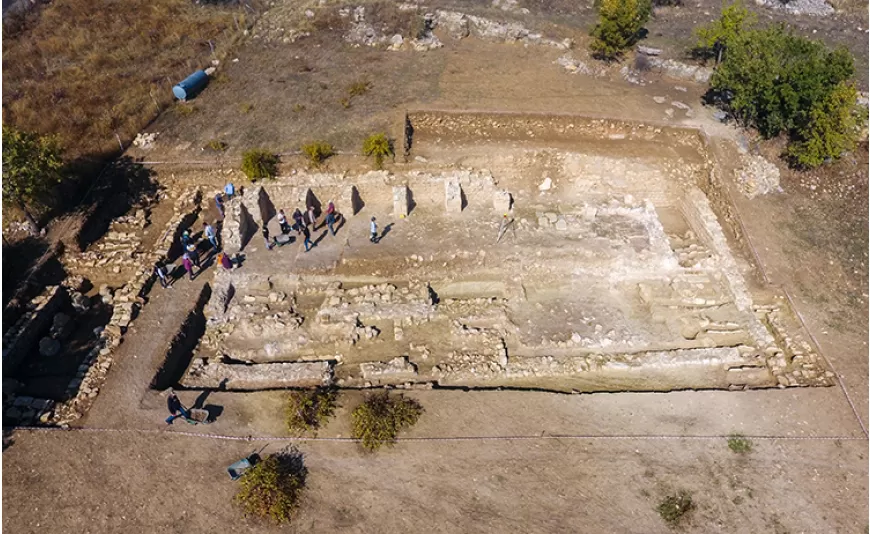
[393,186,410,218]
[445,180,463,213]
[493,190,512,213]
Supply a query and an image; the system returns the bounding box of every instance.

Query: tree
[786,81,865,168]
[693,1,756,64]
[2,126,64,235]
[590,0,652,61]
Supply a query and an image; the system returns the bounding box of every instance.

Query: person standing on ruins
[277,210,291,234]
[181,230,191,249]
[300,223,313,252]
[182,252,195,280]
[307,205,317,229]
[325,204,337,236]
[263,226,274,250]
[292,208,304,232]
[203,222,218,250]
[154,262,170,289]
[218,252,234,270]
[370,217,378,243]
[215,193,225,218]
[165,389,190,424]
[224,182,235,199]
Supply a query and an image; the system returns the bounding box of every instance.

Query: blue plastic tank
[172,70,209,101]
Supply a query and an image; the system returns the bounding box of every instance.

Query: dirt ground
[3,1,868,532]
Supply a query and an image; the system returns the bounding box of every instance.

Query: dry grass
[2,0,248,162]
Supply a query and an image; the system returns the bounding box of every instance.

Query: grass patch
[657,491,694,526]
[204,139,228,152]
[292,103,306,113]
[234,449,306,524]
[239,102,255,114]
[727,433,753,454]
[285,387,338,435]
[2,0,245,161]
[174,103,198,116]
[351,391,423,451]
[339,97,352,109]
[347,80,371,97]
[361,133,393,169]
[241,149,278,181]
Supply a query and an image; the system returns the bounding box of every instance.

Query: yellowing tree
[590,0,652,61]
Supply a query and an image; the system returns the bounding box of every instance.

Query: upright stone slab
[223,199,255,251]
[393,186,410,218]
[342,185,363,215]
[445,180,463,213]
[493,190,512,213]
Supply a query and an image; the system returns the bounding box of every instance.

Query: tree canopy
[2,126,64,232]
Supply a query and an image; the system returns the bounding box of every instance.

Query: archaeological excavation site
[3,110,836,429]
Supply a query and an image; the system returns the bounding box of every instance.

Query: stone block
[393,186,410,218]
[445,180,463,213]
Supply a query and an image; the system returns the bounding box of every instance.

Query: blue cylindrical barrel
[172,70,209,101]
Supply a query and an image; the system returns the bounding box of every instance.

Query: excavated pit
[177,112,833,393]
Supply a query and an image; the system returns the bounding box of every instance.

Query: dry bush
[234,449,306,524]
[1,0,247,161]
[351,391,423,451]
[285,387,339,434]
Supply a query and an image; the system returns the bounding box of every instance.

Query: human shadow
[313,229,329,246]
[380,223,394,241]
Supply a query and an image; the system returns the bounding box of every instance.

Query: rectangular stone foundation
[183,359,334,389]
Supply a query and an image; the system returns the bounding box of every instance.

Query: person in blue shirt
[224,182,235,199]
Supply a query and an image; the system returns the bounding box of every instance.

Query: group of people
[153,220,233,289]
[265,200,341,253]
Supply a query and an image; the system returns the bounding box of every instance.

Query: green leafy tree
[241,148,279,181]
[787,81,865,168]
[2,126,64,234]
[693,1,756,63]
[590,0,652,61]
[351,392,423,451]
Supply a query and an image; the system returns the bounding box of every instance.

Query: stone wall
[1,285,68,374]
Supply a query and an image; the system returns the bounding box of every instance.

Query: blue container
[172,70,209,101]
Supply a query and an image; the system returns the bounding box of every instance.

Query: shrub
[709,24,859,168]
[239,102,254,114]
[339,97,352,109]
[234,450,306,524]
[2,126,65,234]
[361,133,393,169]
[286,387,339,434]
[301,141,336,168]
[292,103,306,113]
[351,391,423,451]
[590,0,652,61]
[657,491,694,526]
[786,81,865,169]
[693,1,756,63]
[175,103,197,116]
[241,149,279,181]
[205,139,228,152]
[727,433,753,454]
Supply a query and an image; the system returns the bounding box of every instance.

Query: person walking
[307,205,317,229]
[277,210,290,234]
[203,222,218,250]
[263,226,274,250]
[325,209,337,236]
[182,252,195,280]
[181,230,191,249]
[300,224,313,252]
[165,389,190,425]
[224,182,235,199]
[370,217,378,243]
[218,251,234,271]
[186,244,201,268]
[154,262,170,289]
[215,193,225,218]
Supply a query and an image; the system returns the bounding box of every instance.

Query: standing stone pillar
[445,180,463,213]
[493,190,512,213]
[393,186,410,218]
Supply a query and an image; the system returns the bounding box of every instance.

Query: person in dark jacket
[165,389,190,424]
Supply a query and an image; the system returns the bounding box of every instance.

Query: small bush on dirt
[239,102,255,114]
[241,149,279,181]
[727,433,753,454]
[347,80,371,97]
[234,450,306,524]
[657,491,694,526]
[339,97,352,109]
[292,103,306,113]
[590,0,652,61]
[361,133,393,169]
[286,387,339,434]
[205,139,228,152]
[693,1,756,63]
[301,141,335,168]
[351,391,423,451]
[175,103,198,116]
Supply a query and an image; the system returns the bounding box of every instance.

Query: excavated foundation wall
[150,283,211,390]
